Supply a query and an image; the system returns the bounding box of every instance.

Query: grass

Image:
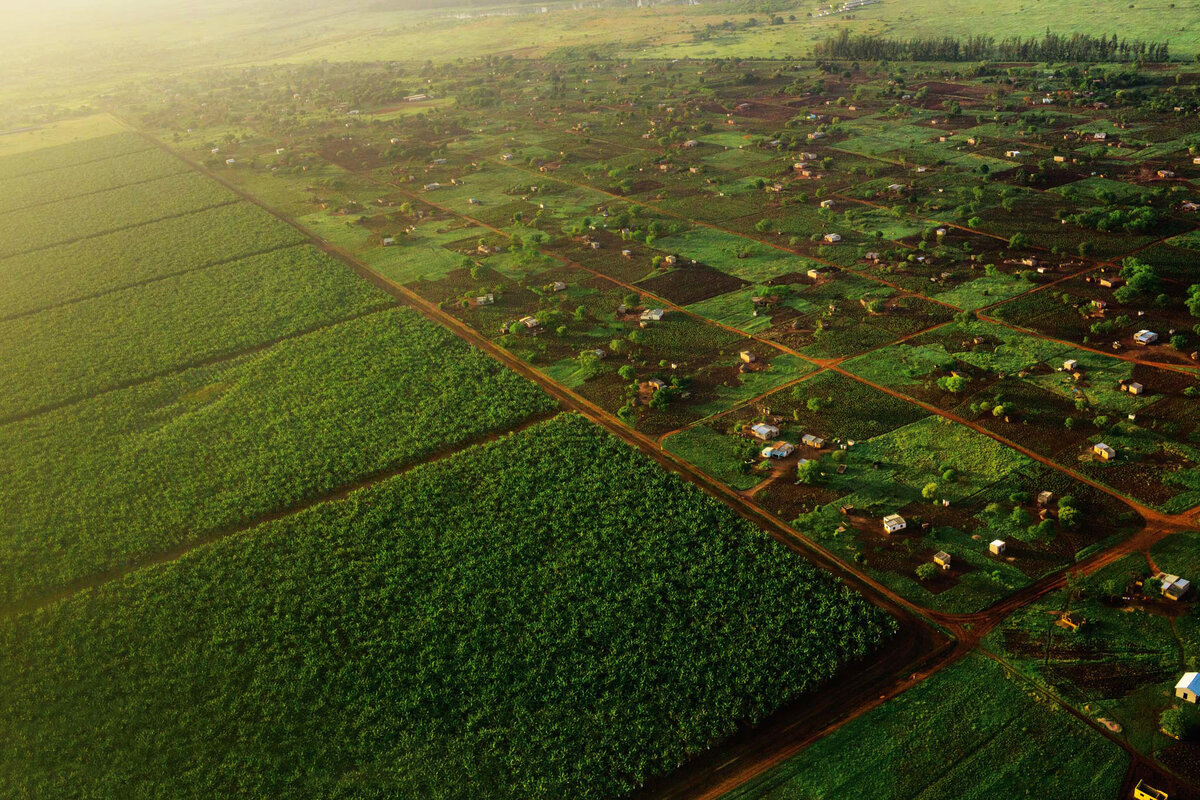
[662,424,764,490]
[724,654,1129,800]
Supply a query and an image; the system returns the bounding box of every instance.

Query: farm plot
[0,202,305,319]
[0,245,393,420]
[654,228,808,283]
[984,550,1199,758]
[0,146,189,214]
[0,307,558,607]
[723,654,1129,800]
[0,414,897,800]
[0,130,152,181]
[0,171,235,258]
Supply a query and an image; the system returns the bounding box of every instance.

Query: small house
[1160,574,1192,601]
[1062,359,1078,372]
[801,434,825,448]
[1125,381,1144,396]
[621,249,632,258]
[664,255,678,265]
[423,182,442,191]
[822,233,842,243]
[882,514,907,534]
[551,281,567,292]
[647,378,668,391]
[1133,779,1170,800]
[989,540,1007,555]
[761,441,795,459]
[1176,672,1200,703]
[750,423,780,441]
[1005,150,1021,158]
[819,199,835,209]
[640,308,665,323]
[1037,490,1054,507]
[381,237,396,247]
[807,268,826,280]
[739,350,756,364]
[225,158,236,165]
[1158,169,1176,179]
[933,552,952,571]
[1134,329,1159,346]
[475,293,495,306]
[1053,155,1066,163]
[682,139,699,148]
[518,316,541,330]
[1093,442,1117,461]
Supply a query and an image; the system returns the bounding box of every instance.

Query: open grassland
[0,202,306,319]
[723,654,1129,800]
[0,414,897,800]
[0,308,557,608]
[0,170,234,258]
[0,245,393,420]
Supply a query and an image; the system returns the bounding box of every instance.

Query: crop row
[0,244,393,419]
[0,131,151,181]
[0,146,189,214]
[725,654,1128,800]
[0,171,235,258]
[0,307,558,607]
[0,201,306,319]
[0,413,896,800]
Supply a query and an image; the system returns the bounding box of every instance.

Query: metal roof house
[761,441,795,459]
[749,423,780,441]
[882,514,907,534]
[1159,574,1192,601]
[1176,672,1200,703]
[640,308,665,322]
[1093,442,1116,461]
[1134,329,1159,346]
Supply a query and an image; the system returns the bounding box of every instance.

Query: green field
[0,308,557,607]
[0,245,392,419]
[724,654,1129,800]
[0,414,897,800]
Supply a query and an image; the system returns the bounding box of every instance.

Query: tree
[1160,707,1189,740]
[1145,575,1163,597]
[806,396,827,413]
[618,365,636,381]
[921,482,939,501]
[796,459,822,484]
[1008,231,1030,249]
[937,375,967,393]
[915,562,939,582]
[1010,507,1031,526]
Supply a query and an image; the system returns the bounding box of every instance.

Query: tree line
[812,29,1172,62]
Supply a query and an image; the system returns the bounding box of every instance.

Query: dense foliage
[0,308,557,606]
[0,202,306,319]
[0,244,392,419]
[0,414,896,800]
[814,30,1171,62]
[0,171,234,258]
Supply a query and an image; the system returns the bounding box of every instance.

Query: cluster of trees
[1063,205,1161,234]
[813,30,1172,63]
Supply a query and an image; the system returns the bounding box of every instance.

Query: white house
[823,233,842,243]
[761,441,796,458]
[820,199,835,209]
[476,293,495,306]
[1063,359,1078,371]
[1177,672,1200,703]
[381,237,395,247]
[1134,329,1159,346]
[801,434,825,448]
[807,268,826,280]
[990,540,1007,555]
[750,422,780,441]
[552,281,567,292]
[640,308,665,322]
[882,514,907,534]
